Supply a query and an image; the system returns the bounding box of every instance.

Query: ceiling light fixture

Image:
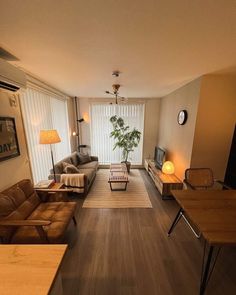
[112,70,120,77]
[105,71,127,104]
[105,84,127,104]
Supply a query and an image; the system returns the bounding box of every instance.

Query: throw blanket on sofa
[60,174,85,193]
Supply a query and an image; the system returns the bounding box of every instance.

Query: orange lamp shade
[162,161,175,175]
[39,130,61,144]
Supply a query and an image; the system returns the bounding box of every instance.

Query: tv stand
[144,159,183,199]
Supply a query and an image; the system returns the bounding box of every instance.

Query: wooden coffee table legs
[109,164,129,191]
[108,180,129,191]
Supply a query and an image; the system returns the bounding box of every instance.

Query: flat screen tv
[154,147,165,169]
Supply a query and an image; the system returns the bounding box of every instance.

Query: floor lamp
[74,97,87,151]
[39,129,61,182]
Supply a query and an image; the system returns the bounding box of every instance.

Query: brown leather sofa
[0,179,77,244]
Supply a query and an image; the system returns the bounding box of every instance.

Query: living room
[0,1,236,295]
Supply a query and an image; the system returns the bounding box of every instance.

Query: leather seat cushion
[11,201,77,243]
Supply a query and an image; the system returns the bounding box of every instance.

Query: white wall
[0,89,32,190]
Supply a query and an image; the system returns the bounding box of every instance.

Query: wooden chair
[168,168,231,238]
[184,168,231,190]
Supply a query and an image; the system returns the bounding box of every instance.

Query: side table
[35,183,72,201]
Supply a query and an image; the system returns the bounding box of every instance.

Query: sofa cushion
[53,157,72,174]
[62,162,75,173]
[1,179,41,220]
[79,168,96,185]
[78,152,91,164]
[5,186,26,208]
[70,151,79,166]
[17,179,35,197]
[11,201,77,243]
[0,180,41,241]
[78,161,99,170]
[0,194,15,218]
[65,165,80,174]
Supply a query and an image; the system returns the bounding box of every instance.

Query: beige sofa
[49,152,99,195]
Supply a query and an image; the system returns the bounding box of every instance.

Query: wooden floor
[61,169,236,295]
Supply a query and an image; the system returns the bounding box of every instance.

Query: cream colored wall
[157,78,201,179]
[0,89,32,190]
[143,98,160,160]
[78,97,161,163]
[191,74,236,179]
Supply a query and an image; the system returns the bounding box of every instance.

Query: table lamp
[162,161,175,175]
[39,129,61,182]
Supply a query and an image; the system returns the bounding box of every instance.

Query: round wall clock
[177,110,188,125]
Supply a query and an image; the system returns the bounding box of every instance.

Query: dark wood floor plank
[61,169,236,295]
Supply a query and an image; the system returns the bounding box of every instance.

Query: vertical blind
[20,87,71,183]
[90,104,144,164]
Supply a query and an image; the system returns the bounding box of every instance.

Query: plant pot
[122,161,131,173]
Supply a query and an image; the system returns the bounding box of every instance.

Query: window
[90,104,144,164]
[20,86,71,183]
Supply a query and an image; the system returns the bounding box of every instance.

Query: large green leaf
[109,115,141,161]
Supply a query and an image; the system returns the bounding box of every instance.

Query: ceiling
[0,0,235,98]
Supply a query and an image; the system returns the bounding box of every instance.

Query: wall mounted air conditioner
[0,58,26,92]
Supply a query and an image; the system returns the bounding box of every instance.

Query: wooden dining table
[170,189,236,295]
[0,244,67,295]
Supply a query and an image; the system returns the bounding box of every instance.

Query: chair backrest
[0,179,41,240]
[184,168,214,189]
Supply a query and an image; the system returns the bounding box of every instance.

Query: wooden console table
[144,159,183,199]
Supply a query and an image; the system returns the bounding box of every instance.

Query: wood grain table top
[0,244,67,295]
[171,189,236,246]
[110,163,127,172]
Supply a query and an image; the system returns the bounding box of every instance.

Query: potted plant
[109,115,141,172]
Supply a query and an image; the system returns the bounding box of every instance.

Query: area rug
[82,169,153,208]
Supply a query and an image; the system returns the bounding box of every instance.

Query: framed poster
[0,117,20,162]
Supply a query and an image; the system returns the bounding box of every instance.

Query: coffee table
[108,163,129,191]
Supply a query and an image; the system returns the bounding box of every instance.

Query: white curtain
[90,104,144,164]
[20,87,71,183]
[50,97,70,161]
